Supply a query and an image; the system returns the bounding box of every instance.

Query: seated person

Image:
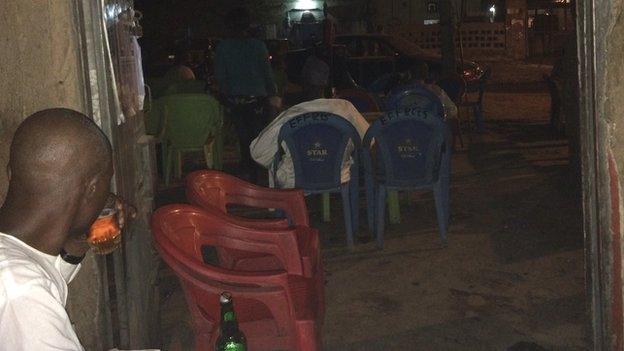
[301,46,330,101]
[407,63,458,121]
[250,98,369,188]
[0,108,128,350]
[164,48,196,85]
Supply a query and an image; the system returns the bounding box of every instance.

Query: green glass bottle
[216,292,247,351]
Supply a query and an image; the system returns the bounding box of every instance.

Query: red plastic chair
[187,170,309,227]
[152,204,322,351]
[186,170,318,275]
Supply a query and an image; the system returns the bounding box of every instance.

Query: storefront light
[295,0,318,10]
[488,4,496,22]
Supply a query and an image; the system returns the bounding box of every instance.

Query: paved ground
[155,60,588,350]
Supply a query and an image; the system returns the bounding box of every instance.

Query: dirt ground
[156,60,588,350]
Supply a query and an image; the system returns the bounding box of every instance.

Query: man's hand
[114,195,137,232]
[62,195,136,257]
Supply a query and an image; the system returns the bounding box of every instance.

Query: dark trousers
[226,97,267,184]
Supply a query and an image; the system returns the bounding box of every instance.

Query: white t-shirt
[426,83,458,121]
[0,232,84,351]
[250,98,369,188]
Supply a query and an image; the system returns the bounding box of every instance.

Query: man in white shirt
[409,63,458,121]
[250,98,369,188]
[0,108,115,350]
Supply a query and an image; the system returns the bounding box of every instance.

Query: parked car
[333,34,486,90]
[284,34,487,92]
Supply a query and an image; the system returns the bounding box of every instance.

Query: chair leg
[349,171,360,236]
[474,105,484,133]
[460,106,473,142]
[433,181,449,245]
[341,186,354,249]
[175,150,183,180]
[375,185,386,249]
[322,193,331,222]
[159,141,168,178]
[454,117,464,149]
[364,164,376,232]
[387,190,401,224]
[164,147,173,187]
[366,177,376,232]
[203,143,214,169]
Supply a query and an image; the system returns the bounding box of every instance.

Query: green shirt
[215,38,277,97]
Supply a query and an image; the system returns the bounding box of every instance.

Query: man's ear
[85,175,98,198]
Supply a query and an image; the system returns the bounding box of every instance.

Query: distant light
[424,19,440,25]
[295,0,317,10]
[168,55,175,60]
[488,4,496,22]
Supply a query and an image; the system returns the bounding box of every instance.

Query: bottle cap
[220,292,232,304]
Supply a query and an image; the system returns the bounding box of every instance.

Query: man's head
[2,108,113,240]
[225,7,251,34]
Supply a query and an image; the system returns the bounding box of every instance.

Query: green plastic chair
[163,80,207,96]
[161,93,224,185]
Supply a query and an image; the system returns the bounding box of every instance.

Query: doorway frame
[577,0,622,349]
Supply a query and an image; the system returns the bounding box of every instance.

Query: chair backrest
[337,88,380,113]
[384,83,445,117]
[186,170,309,227]
[363,107,448,187]
[151,204,296,343]
[466,66,492,103]
[367,73,397,94]
[476,66,492,105]
[161,93,222,149]
[164,80,207,96]
[437,74,466,105]
[276,112,361,191]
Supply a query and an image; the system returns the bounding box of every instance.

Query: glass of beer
[88,195,122,255]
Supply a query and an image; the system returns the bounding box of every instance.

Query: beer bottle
[216,292,247,351]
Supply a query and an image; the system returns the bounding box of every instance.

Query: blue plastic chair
[363,107,451,248]
[459,67,491,133]
[380,83,450,223]
[274,112,361,248]
[384,83,446,114]
[337,88,381,113]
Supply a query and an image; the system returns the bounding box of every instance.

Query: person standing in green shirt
[215,7,277,184]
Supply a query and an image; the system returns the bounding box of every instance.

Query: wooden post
[438,0,457,76]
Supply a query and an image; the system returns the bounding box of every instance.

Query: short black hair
[225,7,250,31]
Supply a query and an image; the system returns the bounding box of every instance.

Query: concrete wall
[597,3,624,348]
[0,1,111,350]
[0,1,86,199]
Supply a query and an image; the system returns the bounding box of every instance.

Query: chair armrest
[226,185,309,227]
[186,170,310,226]
[160,243,299,334]
[225,213,291,230]
[157,238,290,288]
[215,216,307,276]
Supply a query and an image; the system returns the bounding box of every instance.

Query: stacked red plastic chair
[152,204,322,351]
[186,170,314,270]
[186,170,325,313]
